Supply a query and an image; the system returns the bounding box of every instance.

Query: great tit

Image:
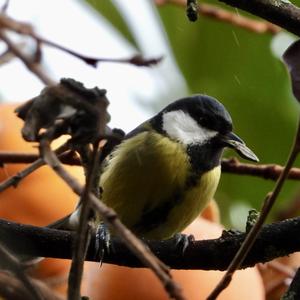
[69,94,258,241]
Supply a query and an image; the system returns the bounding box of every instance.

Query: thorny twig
[39,139,185,300]
[156,0,280,34]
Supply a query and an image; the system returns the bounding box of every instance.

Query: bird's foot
[170,233,195,256]
[95,223,111,264]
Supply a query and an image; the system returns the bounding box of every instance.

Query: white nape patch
[162,110,217,145]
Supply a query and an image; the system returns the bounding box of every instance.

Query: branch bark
[219,0,300,36]
[1,217,300,270]
[3,152,300,181]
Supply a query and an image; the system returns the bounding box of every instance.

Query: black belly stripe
[132,171,204,235]
[132,190,182,234]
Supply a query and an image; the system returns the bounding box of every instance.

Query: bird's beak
[221,132,259,162]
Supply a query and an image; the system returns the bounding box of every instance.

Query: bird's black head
[150,94,258,163]
[163,95,233,134]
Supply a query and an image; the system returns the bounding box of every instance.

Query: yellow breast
[146,166,221,239]
[100,131,221,240]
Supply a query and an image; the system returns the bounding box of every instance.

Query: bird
[66,94,258,242]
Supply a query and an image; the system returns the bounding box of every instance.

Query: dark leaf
[15,78,110,144]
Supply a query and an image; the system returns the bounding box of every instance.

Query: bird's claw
[95,223,111,264]
[172,233,195,255]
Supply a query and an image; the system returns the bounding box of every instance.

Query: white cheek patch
[162,110,217,145]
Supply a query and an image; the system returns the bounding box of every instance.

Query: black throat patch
[186,141,223,187]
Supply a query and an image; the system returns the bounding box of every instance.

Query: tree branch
[219,0,300,37]
[0,30,55,85]
[0,13,162,69]
[2,152,300,181]
[221,158,300,180]
[1,217,300,270]
[157,0,280,34]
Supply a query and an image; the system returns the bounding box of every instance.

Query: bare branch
[0,143,69,193]
[221,158,300,180]
[67,142,102,300]
[0,30,55,85]
[218,0,300,37]
[0,151,79,165]
[0,14,162,69]
[1,217,300,270]
[156,0,280,34]
[3,152,300,180]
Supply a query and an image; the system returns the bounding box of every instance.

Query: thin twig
[3,152,300,180]
[0,243,42,300]
[218,0,300,37]
[39,139,185,300]
[0,158,44,192]
[0,14,162,68]
[0,143,68,193]
[0,151,80,165]
[1,0,9,13]
[156,0,280,34]
[0,272,64,300]
[0,30,55,85]
[207,117,300,300]
[221,158,300,180]
[0,43,26,66]
[67,142,100,300]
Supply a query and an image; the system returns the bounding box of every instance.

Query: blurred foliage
[87,0,300,227]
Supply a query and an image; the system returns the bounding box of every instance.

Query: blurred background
[0,0,299,229]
